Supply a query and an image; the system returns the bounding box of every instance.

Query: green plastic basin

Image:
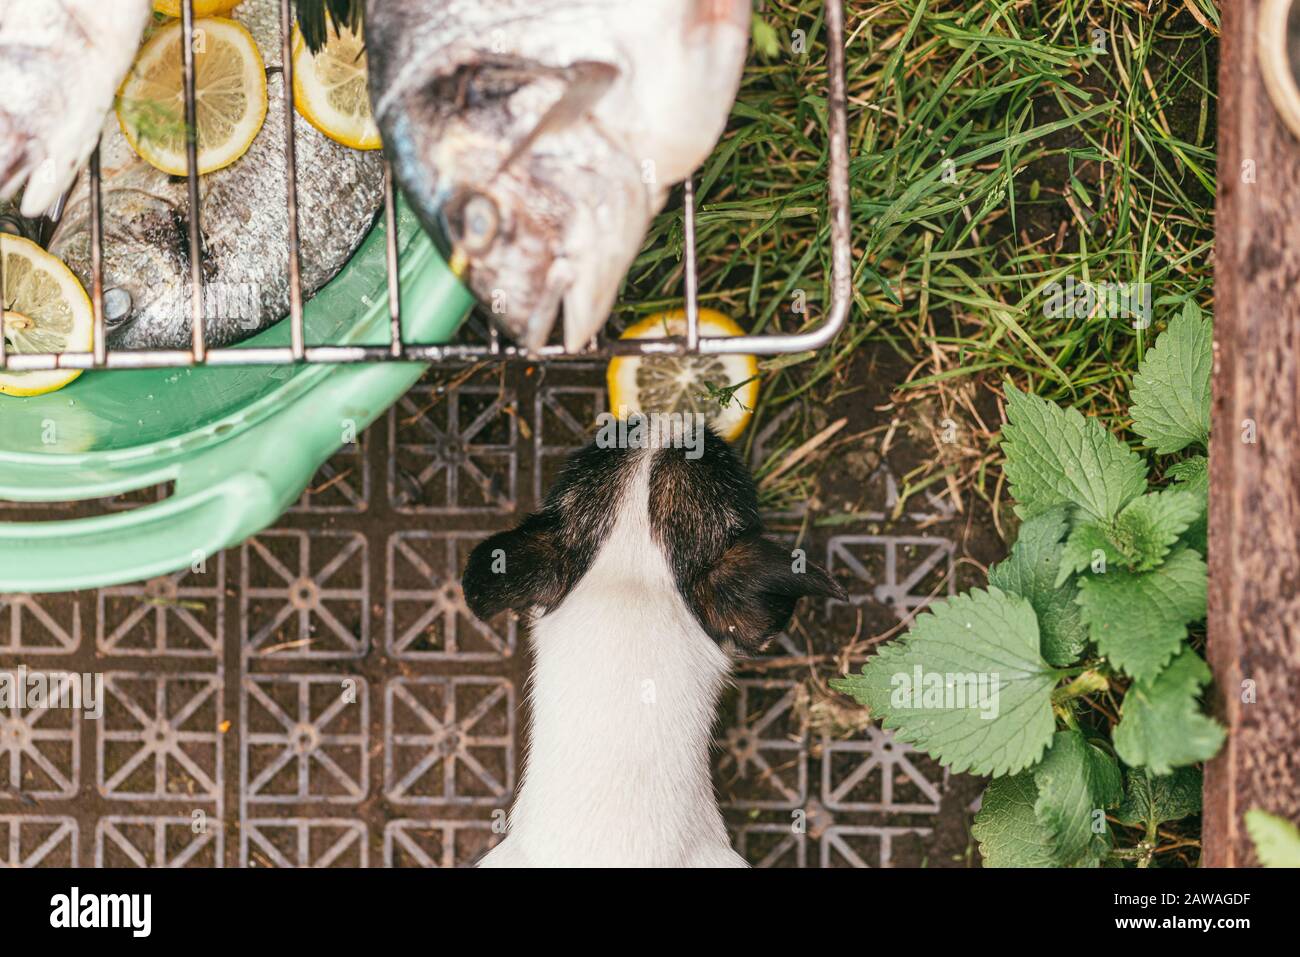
[0,200,474,592]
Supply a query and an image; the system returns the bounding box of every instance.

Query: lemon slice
[152,0,243,17]
[1,235,94,397]
[117,17,268,177]
[606,309,760,442]
[291,21,381,150]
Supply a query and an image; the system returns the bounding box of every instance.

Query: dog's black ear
[462,513,575,620]
[689,535,847,652]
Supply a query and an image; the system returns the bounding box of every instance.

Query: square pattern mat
[0,361,975,868]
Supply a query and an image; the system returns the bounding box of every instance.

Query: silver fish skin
[0,0,152,219]
[365,0,751,352]
[48,0,385,350]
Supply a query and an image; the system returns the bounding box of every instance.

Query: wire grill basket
[0,0,852,372]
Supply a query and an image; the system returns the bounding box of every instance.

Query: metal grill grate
[0,0,851,372]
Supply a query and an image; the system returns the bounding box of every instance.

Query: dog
[462,420,844,867]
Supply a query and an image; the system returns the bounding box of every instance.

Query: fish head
[50,182,193,347]
[426,150,654,355]
[386,60,659,354]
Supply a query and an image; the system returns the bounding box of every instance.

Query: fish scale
[47,0,385,351]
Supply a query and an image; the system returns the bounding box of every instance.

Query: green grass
[621,0,1217,528]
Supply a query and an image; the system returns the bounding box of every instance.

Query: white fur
[478,451,745,867]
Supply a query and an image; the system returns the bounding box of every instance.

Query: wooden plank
[1207,0,1300,867]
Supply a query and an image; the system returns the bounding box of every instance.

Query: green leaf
[988,506,1088,666]
[1114,767,1202,828]
[1077,547,1208,682]
[1245,810,1300,868]
[830,587,1059,776]
[972,773,1060,867]
[750,14,781,58]
[1108,489,1205,572]
[1058,519,1124,585]
[1001,384,1148,522]
[1032,730,1122,867]
[1168,455,1209,553]
[1059,491,1204,581]
[1167,454,1209,495]
[1113,647,1225,774]
[1130,304,1212,453]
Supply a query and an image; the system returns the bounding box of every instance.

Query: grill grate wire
[0,0,852,372]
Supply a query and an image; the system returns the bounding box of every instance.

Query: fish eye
[104,287,134,327]
[457,193,500,254]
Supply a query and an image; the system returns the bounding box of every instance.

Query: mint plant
[832,303,1222,867]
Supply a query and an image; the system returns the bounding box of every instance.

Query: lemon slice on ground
[1,235,94,397]
[291,21,381,150]
[606,309,761,443]
[152,0,244,17]
[117,17,268,177]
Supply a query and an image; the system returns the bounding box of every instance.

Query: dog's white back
[479,454,741,867]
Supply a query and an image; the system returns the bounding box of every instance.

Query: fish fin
[17,156,72,219]
[496,61,620,174]
[294,0,364,54]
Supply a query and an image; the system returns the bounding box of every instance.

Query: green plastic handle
[1,359,429,592]
[8,469,275,592]
[0,229,473,593]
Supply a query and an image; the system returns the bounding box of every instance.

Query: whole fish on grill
[0,0,152,219]
[297,0,751,353]
[48,0,385,350]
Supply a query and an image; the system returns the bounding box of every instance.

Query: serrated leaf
[830,587,1059,776]
[1059,491,1204,581]
[1058,520,1124,585]
[989,506,1088,666]
[1001,384,1148,522]
[1169,455,1209,553]
[1032,730,1122,867]
[1245,810,1300,868]
[1077,548,1207,682]
[1167,455,1209,494]
[1131,305,1212,454]
[972,773,1059,867]
[1114,767,1202,828]
[1108,489,1205,572]
[1113,647,1225,774]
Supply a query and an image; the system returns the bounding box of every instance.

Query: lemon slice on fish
[606,309,760,443]
[117,17,268,177]
[291,22,381,150]
[152,0,244,17]
[0,236,94,398]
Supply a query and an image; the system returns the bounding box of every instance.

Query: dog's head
[462,421,845,653]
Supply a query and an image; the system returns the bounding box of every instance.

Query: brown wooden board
[1208,0,1300,868]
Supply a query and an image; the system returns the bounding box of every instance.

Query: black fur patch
[648,430,845,652]
[462,440,639,620]
[462,425,845,652]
